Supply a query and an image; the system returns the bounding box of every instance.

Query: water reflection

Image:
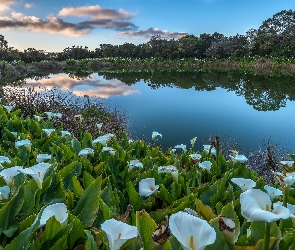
[24,73,140,98]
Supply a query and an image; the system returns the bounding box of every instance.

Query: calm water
[7,70,295,153]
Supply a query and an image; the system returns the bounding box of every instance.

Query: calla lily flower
[39,203,68,226]
[101,218,138,250]
[93,134,114,146]
[0,185,10,200]
[280,161,294,167]
[169,211,216,250]
[61,130,71,136]
[36,154,51,163]
[158,165,178,182]
[138,178,159,197]
[101,147,116,155]
[42,129,55,136]
[231,178,256,192]
[0,156,11,164]
[198,161,212,171]
[152,131,162,140]
[229,154,248,163]
[175,144,187,152]
[74,114,83,122]
[203,145,216,155]
[3,105,15,112]
[97,123,103,132]
[264,185,283,200]
[15,139,32,151]
[190,137,197,147]
[0,166,23,185]
[34,115,44,121]
[189,154,202,163]
[273,171,295,187]
[240,189,290,222]
[44,112,62,119]
[229,150,239,157]
[128,160,143,170]
[184,208,199,217]
[18,163,51,189]
[78,148,94,157]
[274,202,295,226]
[283,175,295,187]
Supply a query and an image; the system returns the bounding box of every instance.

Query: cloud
[0,11,138,36]
[117,27,188,39]
[0,0,18,12]
[58,5,136,20]
[24,3,35,9]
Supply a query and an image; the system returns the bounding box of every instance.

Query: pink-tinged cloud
[117,27,188,39]
[58,5,137,20]
[24,3,35,9]
[0,0,18,12]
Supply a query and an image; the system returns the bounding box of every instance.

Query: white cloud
[0,0,19,12]
[24,3,35,9]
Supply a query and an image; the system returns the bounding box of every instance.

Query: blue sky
[0,0,294,52]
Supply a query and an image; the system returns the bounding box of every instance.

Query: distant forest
[1,9,295,63]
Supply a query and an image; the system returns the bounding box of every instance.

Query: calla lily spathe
[92,134,114,146]
[175,144,187,152]
[138,178,159,197]
[128,160,143,170]
[78,148,94,157]
[158,165,178,182]
[169,211,216,250]
[0,166,23,185]
[101,218,138,250]
[36,154,51,163]
[229,154,248,163]
[61,130,71,136]
[101,147,116,155]
[231,178,256,192]
[189,154,202,164]
[33,115,44,121]
[203,145,216,155]
[18,163,51,189]
[39,203,68,226]
[240,189,290,222]
[3,105,15,112]
[152,131,162,140]
[45,112,62,119]
[0,185,10,200]
[198,161,212,171]
[280,161,294,167]
[264,185,283,200]
[15,139,32,151]
[42,129,55,136]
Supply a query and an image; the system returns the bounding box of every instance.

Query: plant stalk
[264,222,271,250]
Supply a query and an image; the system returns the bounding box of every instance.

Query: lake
[4,70,295,154]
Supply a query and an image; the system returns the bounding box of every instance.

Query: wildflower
[189,153,202,163]
[174,144,187,152]
[203,145,216,155]
[158,165,178,182]
[0,186,10,200]
[229,150,239,157]
[3,105,15,112]
[138,178,159,197]
[93,134,114,146]
[15,139,32,151]
[231,178,256,192]
[199,161,212,171]
[0,156,11,164]
[128,160,143,170]
[101,147,116,155]
[36,154,51,163]
[280,161,294,167]
[152,131,162,141]
[61,130,71,136]
[34,115,44,121]
[45,112,62,119]
[229,154,248,163]
[169,211,216,250]
[18,163,51,189]
[97,123,103,132]
[0,166,23,185]
[74,114,83,122]
[78,148,94,157]
[240,189,290,222]
[218,216,236,245]
[101,218,138,250]
[264,185,283,200]
[39,203,68,227]
[42,129,55,136]
[190,137,197,148]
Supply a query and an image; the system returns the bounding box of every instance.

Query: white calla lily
[0,156,11,164]
[169,211,216,250]
[36,154,51,163]
[101,147,116,155]
[34,115,44,121]
[240,189,290,222]
[175,144,187,152]
[264,185,283,200]
[231,178,256,192]
[0,166,23,185]
[15,139,32,151]
[93,134,114,146]
[138,178,159,197]
[0,185,10,200]
[3,105,15,112]
[78,148,94,157]
[128,160,143,170]
[101,218,138,250]
[158,165,178,182]
[229,154,248,163]
[189,154,202,163]
[18,163,51,189]
[42,129,55,136]
[203,145,216,155]
[199,161,212,171]
[152,131,162,140]
[39,203,68,226]
[280,161,294,167]
[61,130,71,136]
[45,112,62,119]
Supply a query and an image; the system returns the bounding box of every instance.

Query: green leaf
[71,138,81,155]
[136,209,157,250]
[0,186,24,236]
[67,214,86,249]
[85,230,98,250]
[83,171,95,189]
[127,181,143,211]
[208,217,229,250]
[73,176,102,227]
[72,176,84,198]
[195,198,217,221]
[82,132,93,149]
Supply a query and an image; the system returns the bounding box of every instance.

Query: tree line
[1,9,295,63]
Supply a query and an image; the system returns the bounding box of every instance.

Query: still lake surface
[8,70,295,154]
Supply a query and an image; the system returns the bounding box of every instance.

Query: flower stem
[227,243,236,250]
[264,222,271,250]
[279,186,289,232]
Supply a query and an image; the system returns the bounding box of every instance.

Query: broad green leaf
[72,176,102,227]
[195,198,217,221]
[127,181,143,211]
[136,209,157,250]
[208,217,229,250]
[85,230,98,250]
[72,176,84,198]
[82,132,93,149]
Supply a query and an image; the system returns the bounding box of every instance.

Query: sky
[0,0,294,52]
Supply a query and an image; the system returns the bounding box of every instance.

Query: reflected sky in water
[23,72,295,153]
